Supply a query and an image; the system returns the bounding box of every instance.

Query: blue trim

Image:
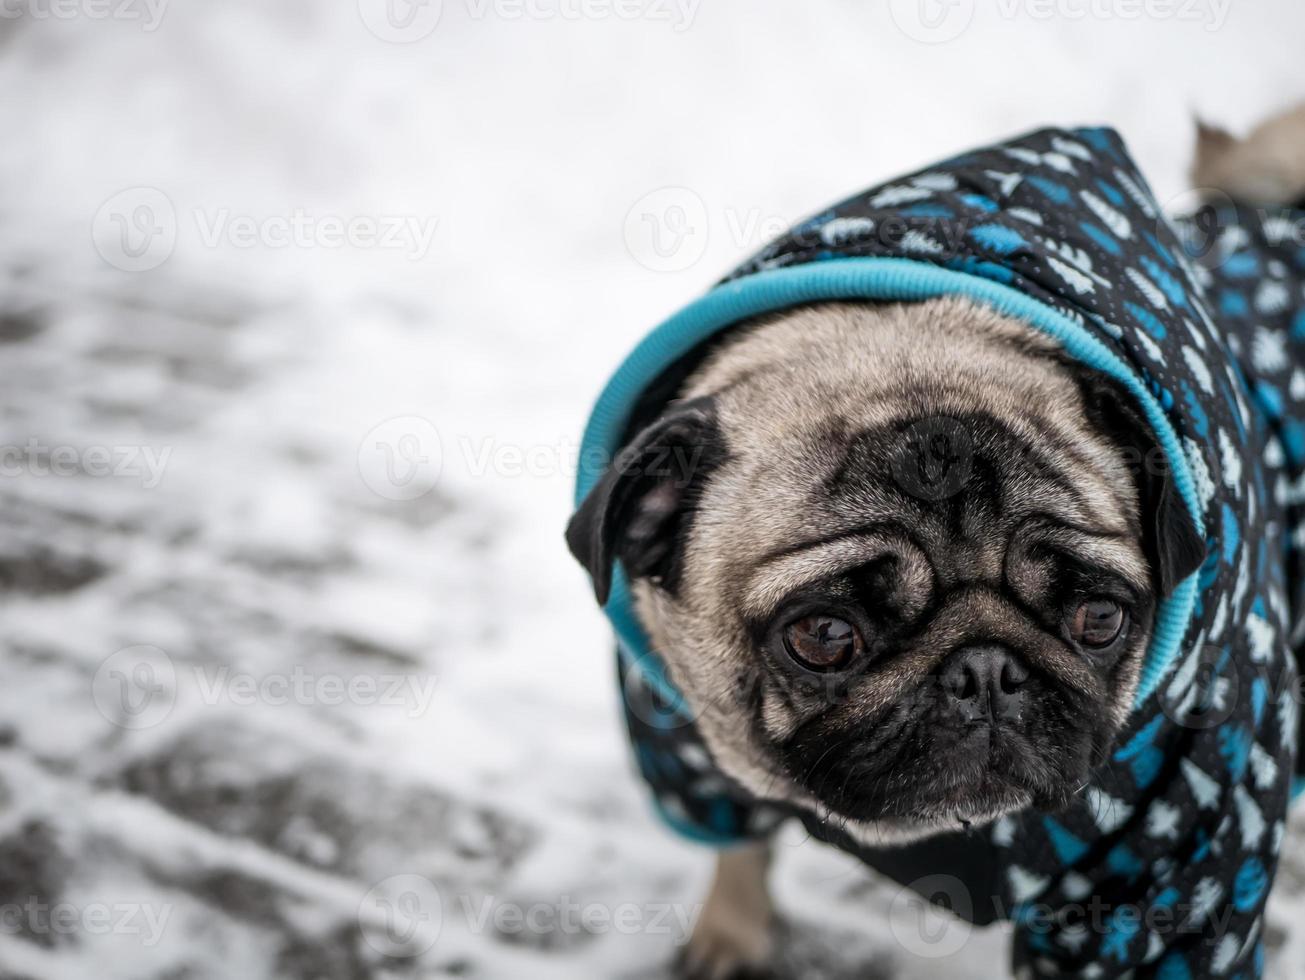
[612,569,691,715]
[1294,776,1305,803]
[650,796,757,848]
[578,257,1205,730]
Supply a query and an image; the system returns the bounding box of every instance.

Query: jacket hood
[577,125,1213,714]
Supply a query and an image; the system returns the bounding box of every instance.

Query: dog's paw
[674,917,775,980]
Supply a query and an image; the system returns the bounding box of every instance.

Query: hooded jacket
[574,127,1305,977]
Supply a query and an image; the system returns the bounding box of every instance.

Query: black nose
[940,645,1029,721]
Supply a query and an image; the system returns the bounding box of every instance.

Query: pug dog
[568,107,1305,979]
[578,295,1199,973]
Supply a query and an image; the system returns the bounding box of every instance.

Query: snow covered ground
[0,2,1303,977]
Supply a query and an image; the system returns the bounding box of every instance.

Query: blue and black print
[587,127,1305,977]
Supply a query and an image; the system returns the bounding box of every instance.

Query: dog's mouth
[783,715,1089,830]
[874,730,1048,821]
[896,734,1044,824]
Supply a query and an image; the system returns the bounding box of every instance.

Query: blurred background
[1,1,1304,977]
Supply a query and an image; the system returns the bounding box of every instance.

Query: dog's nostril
[942,646,1027,716]
[959,664,982,701]
[941,660,978,701]
[1000,657,1030,695]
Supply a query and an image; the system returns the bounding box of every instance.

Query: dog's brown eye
[783,615,862,671]
[1068,599,1126,649]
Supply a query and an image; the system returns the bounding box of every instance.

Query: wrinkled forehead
[695,407,1148,621]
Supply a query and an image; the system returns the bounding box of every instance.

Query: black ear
[1076,372,1206,598]
[566,398,726,606]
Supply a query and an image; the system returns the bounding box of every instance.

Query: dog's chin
[785,725,1099,846]
[808,775,1043,848]
[832,789,1035,847]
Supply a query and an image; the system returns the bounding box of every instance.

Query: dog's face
[568,298,1204,842]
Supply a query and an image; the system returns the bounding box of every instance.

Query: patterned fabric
[595,127,1305,977]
